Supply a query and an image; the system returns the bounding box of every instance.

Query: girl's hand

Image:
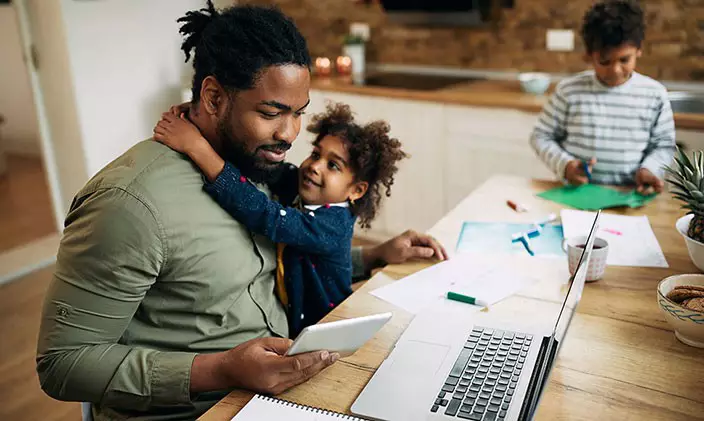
[153,112,206,155]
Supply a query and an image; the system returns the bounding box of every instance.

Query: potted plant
[666,148,704,271]
[342,34,366,77]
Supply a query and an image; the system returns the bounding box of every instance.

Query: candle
[314,57,332,76]
[335,55,352,75]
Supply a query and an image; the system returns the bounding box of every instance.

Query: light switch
[546,29,575,52]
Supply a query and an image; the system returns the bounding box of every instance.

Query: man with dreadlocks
[35,2,446,420]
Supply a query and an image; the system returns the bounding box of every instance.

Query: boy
[530,0,675,195]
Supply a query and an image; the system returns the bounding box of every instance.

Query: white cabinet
[300,89,552,240]
[369,98,446,239]
[443,105,554,211]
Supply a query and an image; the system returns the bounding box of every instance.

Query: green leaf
[680,147,695,170]
[672,193,691,203]
[684,179,699,192]
[669,179,688,193]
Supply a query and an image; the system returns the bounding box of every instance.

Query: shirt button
[57,307,68,317]
[280,209,287,216]
[309,211,315,217]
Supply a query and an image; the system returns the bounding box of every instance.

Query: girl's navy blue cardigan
[204,162,355,337]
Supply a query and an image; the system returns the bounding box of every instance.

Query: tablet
[285,312,393,357]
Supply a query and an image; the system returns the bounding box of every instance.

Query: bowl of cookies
[657,274,704,347]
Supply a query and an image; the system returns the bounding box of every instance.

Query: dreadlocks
[178,1,311,102]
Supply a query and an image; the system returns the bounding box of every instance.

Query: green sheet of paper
[537,184,656,210]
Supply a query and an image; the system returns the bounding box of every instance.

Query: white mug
[563,235,609,282]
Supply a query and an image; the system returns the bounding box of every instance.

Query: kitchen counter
[311,76,704,131]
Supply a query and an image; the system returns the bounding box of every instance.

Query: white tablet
[285,312,393,357]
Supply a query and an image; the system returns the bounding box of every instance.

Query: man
[36,3,446,420]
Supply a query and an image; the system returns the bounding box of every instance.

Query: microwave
[379,0,510,27]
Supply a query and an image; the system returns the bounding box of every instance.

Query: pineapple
[665,148,704,242]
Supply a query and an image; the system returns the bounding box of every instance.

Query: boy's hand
[153,112,206,155]
[564,158,596,185]
[635,168,664,195]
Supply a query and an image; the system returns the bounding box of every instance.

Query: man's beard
[216,116,288,186]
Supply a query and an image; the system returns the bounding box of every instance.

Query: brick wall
[237,0,704,81]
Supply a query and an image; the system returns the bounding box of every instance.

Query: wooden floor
[0,265,80,421]
[0,154,57,253]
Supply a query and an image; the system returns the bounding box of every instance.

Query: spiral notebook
[231,394,365,420]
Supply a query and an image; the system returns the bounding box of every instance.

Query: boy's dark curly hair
[581,0,645,54]
[177,1,311,103]
[307,103,408,229]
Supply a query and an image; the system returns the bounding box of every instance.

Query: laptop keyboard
[430,327,532,420]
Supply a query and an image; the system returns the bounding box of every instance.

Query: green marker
[446,291,489,307]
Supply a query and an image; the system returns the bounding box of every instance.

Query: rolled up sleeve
[36,187,196,410]
[351,246,368,281]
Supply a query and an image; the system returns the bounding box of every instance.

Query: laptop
[351,210,601,421]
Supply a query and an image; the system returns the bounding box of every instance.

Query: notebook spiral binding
[257,395,366,420]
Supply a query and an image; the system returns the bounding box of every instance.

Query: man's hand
[191,337,339,395]
[635,168,664,195]
[564,157,596,185]
[363,230,448,271]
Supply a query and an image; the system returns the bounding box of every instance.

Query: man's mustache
[258,142,291,153]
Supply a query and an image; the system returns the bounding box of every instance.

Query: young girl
[154,102,407,336]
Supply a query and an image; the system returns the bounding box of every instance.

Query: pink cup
[564,236,609,282]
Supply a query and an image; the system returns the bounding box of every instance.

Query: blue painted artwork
[456,222,565,257]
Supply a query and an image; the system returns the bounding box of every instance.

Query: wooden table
[200,175,704,421]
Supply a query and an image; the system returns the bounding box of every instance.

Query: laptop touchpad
[391,340,450,375]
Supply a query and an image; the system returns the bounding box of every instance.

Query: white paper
[232,394,365,420]
[561,209,668,268]
[369,258,539,315]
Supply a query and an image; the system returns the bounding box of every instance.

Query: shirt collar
[303,201,349,210]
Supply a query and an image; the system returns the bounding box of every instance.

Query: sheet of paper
[370,257,539,314]
[560,209,668,267]
[538,184,656,210]
[231,394,366,421]
[456,221,564,258]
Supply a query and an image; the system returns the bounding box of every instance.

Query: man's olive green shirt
[36,141,366,420]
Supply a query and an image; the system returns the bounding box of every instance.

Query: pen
[447,291,489,307]
[507,200,529,213]
[581,159,592,182]
[534,213,557,226]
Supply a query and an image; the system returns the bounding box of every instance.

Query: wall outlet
[350,22,370,41]
[546,29,575,52]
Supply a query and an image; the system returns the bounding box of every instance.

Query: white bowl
[518,72,551,95]
[657,274,704,347]
[676,214,704,272]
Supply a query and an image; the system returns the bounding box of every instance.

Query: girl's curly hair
[306,102,408,229]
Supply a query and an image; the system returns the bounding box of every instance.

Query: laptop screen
[551,209,601,344]
[522,210,601,420]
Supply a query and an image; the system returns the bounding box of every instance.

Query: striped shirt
[530,71,676,185]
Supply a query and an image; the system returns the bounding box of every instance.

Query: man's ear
[200,76,225,116]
